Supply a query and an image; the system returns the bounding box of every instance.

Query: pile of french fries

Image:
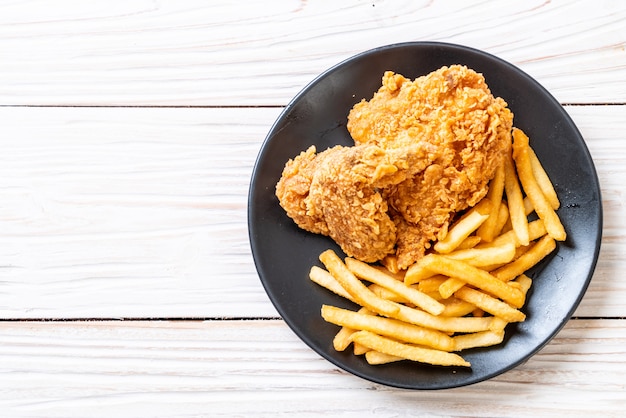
[309,128,566,367]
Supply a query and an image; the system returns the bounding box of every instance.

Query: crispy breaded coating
[348,65,513,268]
[276,65,513,269]
[277,143,435,262]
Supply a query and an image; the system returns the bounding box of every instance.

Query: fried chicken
[276,142,435,262]
[348,65,513,268]
[275,145,337,235]
[276,65,513,269]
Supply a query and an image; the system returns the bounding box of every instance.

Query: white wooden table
[1,1,625,416]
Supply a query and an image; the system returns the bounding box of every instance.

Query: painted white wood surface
[0,0,625,106]
[0,319,624,417]
[0,105,621,319]
[1,1,625,416]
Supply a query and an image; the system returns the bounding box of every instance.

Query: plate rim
[248,41,603,389]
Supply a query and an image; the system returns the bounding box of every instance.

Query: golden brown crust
[276,65,513,269]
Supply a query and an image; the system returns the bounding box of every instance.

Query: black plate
[248,42,602,389]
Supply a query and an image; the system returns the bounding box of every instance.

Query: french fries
[308,128,564,368]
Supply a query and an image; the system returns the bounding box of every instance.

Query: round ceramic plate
[248,42,602,389]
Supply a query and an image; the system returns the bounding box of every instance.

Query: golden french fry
[453,330,505,351]
[404,257,439,285]
[434,198,491,254]
[372,264,405,281]
[416,276,448,294]
[352,331,471,367]
[438,277,466,299]
[368,283,411,304]
[321,305,454,351]
[528,146,560,210]
[477,164,506,243]
[523,196,534,216]
[391,302,496,333]
[504,153,530,246]
[511,274,533,308]
[333,326,356,351]
[333,307,373,351]
[309,265,354,302]
[478,218,547,249]
[364,350,404,365]
[480,244,532,272]
[439,297,477,317]
[346,258,445,316]
[512,128,566,241]
[319,250,399,316]
[492,235,556,282]
[489,317,508,332]
[515,274,533,295]
[454,287,526,323]
[353,342,370,355]
[380,255,401,275]
[446,242,516,267]
[456,235,482,250]
[418,254,525,308]
[494,202,510,238]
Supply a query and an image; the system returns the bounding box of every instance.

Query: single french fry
[494,202,510,238]
[453,330,505,351]
[477,164,506,243]
[416,276,448,294]
[372,264,405,282]
[353,342,370,355]
[515,274,533,295]
[454,287,526,323]
[472,308,485,318]
[390,302,496,333]
[478,218,547,249]
[368,283,411,304]
[380,255,401,275]
[489,317,508,332]
[445,242,516,267]
[510,276,532,308]
[351,331,471,367]
[333,307,372,351]
[365,350,404,365]
[456,235,482,250]
[319,250,399,316]
[346,258,445,316]
[404,257,439,285]
[309,266,354,302]
[523,196,534,216]
[438,277,466,299]
[434,198,491,254]
[481,244,533,272]
[333,326,356,351]
[492,235,556,282]
[528,146,560,210]
[504,153,530,246]
[418,254,525,308]
[512,128,566,241]
[439,297,477,317]
[321,305,454,351]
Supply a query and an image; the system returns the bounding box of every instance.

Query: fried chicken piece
[277,142,435,262]
[275,145,337,235]
[348,65,513,268]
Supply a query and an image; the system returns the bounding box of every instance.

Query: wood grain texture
[0,0,625,106]
[0,105,621,319]
[0,319,623,417]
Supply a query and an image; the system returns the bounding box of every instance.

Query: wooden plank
[0,105,622,318]
[0,0,625,106]
[0,319,623,417]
